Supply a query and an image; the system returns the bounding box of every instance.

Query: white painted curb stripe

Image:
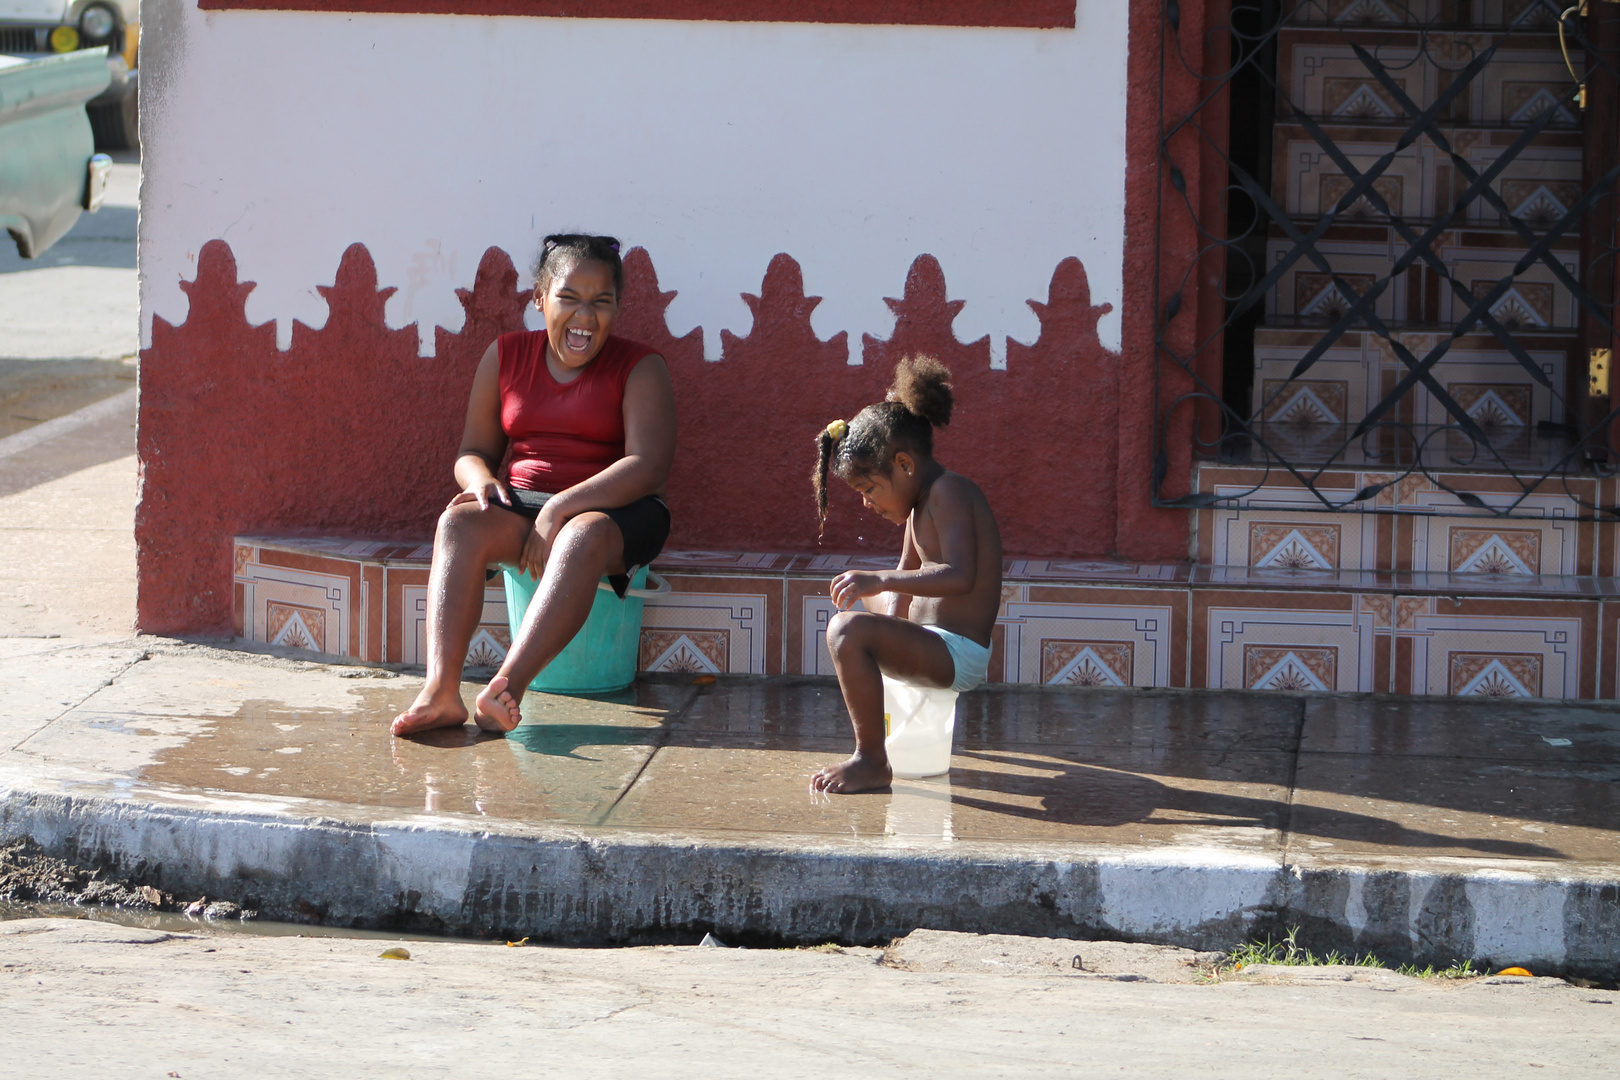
[0,385,137,460]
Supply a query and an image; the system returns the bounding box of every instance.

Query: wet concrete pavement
[3,633,1619,976]
[58,667,1612,870]
[2,402,1620,978]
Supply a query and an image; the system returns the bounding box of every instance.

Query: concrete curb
[0,386,137,460]
[5,786,1617,979]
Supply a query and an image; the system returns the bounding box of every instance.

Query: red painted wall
[138,242,526,635]
[137,241,1119,634]
[1113,0,1212,562]
[195,1,1075,29]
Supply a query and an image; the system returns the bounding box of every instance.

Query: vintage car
[0,48,113,257]
[0,1,137,148]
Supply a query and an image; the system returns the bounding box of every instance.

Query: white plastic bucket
[882,676,959,778]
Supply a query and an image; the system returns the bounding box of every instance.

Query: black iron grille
[1153,0,1620,518]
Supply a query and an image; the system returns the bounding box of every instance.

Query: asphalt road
[0,149,139,439]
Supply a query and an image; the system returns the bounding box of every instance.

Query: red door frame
[1118,0,1225,562]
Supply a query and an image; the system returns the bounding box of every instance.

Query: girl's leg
[391,502,529,736]
[812,611,956,794]
[473,512,625,732]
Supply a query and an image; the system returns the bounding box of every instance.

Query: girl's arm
[530,354,676,545]
[831,479,976,608]
[449,341,512,510]
[864,519,921,618]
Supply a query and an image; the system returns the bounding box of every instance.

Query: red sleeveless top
[497,331,658,493]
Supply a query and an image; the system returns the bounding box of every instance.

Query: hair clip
[824,419,848,442]
[606,239,621,253]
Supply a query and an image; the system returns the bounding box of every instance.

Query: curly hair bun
[886,355,953,428]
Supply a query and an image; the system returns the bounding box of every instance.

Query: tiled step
[234,535,1620,700]
[1193,463,1612,575]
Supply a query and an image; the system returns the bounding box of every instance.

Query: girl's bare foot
[390,686,469,737]
[474,675,524,732]
[809,753,892,794]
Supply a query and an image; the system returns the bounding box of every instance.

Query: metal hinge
[1591,347,1612,397]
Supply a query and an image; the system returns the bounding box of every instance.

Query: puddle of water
[136,684,684,824]
[0,899,511,945]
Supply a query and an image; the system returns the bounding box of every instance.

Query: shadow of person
[398,725,508,749]
[948,748,1562,860]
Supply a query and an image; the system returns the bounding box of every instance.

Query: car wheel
[89,89,138,151]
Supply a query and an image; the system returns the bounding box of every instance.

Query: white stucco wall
[139,2,1128,362]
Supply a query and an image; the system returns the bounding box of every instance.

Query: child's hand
[517,504,563,580]
[830,571,884,610]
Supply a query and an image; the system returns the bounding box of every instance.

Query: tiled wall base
[235,536,1620,700]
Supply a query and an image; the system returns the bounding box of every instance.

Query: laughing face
[537,258,619,372]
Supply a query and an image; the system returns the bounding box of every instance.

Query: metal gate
[1153,0,1620,518]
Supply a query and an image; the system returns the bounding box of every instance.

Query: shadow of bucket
[501,566,670,694]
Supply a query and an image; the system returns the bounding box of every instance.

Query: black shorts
[495,489,670,598]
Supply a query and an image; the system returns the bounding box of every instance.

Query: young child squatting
[810,356,1003,794]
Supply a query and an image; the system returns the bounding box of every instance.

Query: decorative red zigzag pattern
[138,240,1119,634]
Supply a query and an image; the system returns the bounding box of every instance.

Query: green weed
[1221,926,1476,979]
[1223,926,1384,971]
[1394,959,1481,979]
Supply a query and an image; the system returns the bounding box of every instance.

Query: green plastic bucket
[501,565,666,695]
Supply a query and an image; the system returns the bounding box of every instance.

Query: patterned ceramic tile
[653,550,797,572]
[1447,526,1541,574]
[1247,522,1342,569]
[1392,595,1595,699]
[640,575,775,675]
[1359,594,1393,630]
[1243,644,1338,691]
[1006,587,1185,688]
[1400,571,1605,598]
[241,534,432,563]
[401,582,509,668]
[1250,333,1379,436]
[798,595,844,677]
[1391,474,1595,576]
[639,628,731,674]
[1192,565,1392,591]
[1447,652,1543,697]
[383,566,429,664]
[1005,559,1187,583]
[1603,599,1620,699]
[801,553,899,573]
[233,534,1610,700]
[1039,640,1136,687]
[1194,590,1375,692]
[266,601,328,653]
[236,547,358,659]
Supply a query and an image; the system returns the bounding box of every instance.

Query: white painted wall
[139,3,1127,362]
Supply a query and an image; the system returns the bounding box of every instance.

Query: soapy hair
[812,355,954,526]
[533,233,624,296]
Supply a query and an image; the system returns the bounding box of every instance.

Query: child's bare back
[899,469,1002,646]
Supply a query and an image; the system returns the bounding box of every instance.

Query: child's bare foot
[473,675,523,732]
[390,686,469,737]
[809,753,892,794]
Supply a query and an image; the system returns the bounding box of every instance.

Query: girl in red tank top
[498,330,660,494]
[390,234,676,740]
